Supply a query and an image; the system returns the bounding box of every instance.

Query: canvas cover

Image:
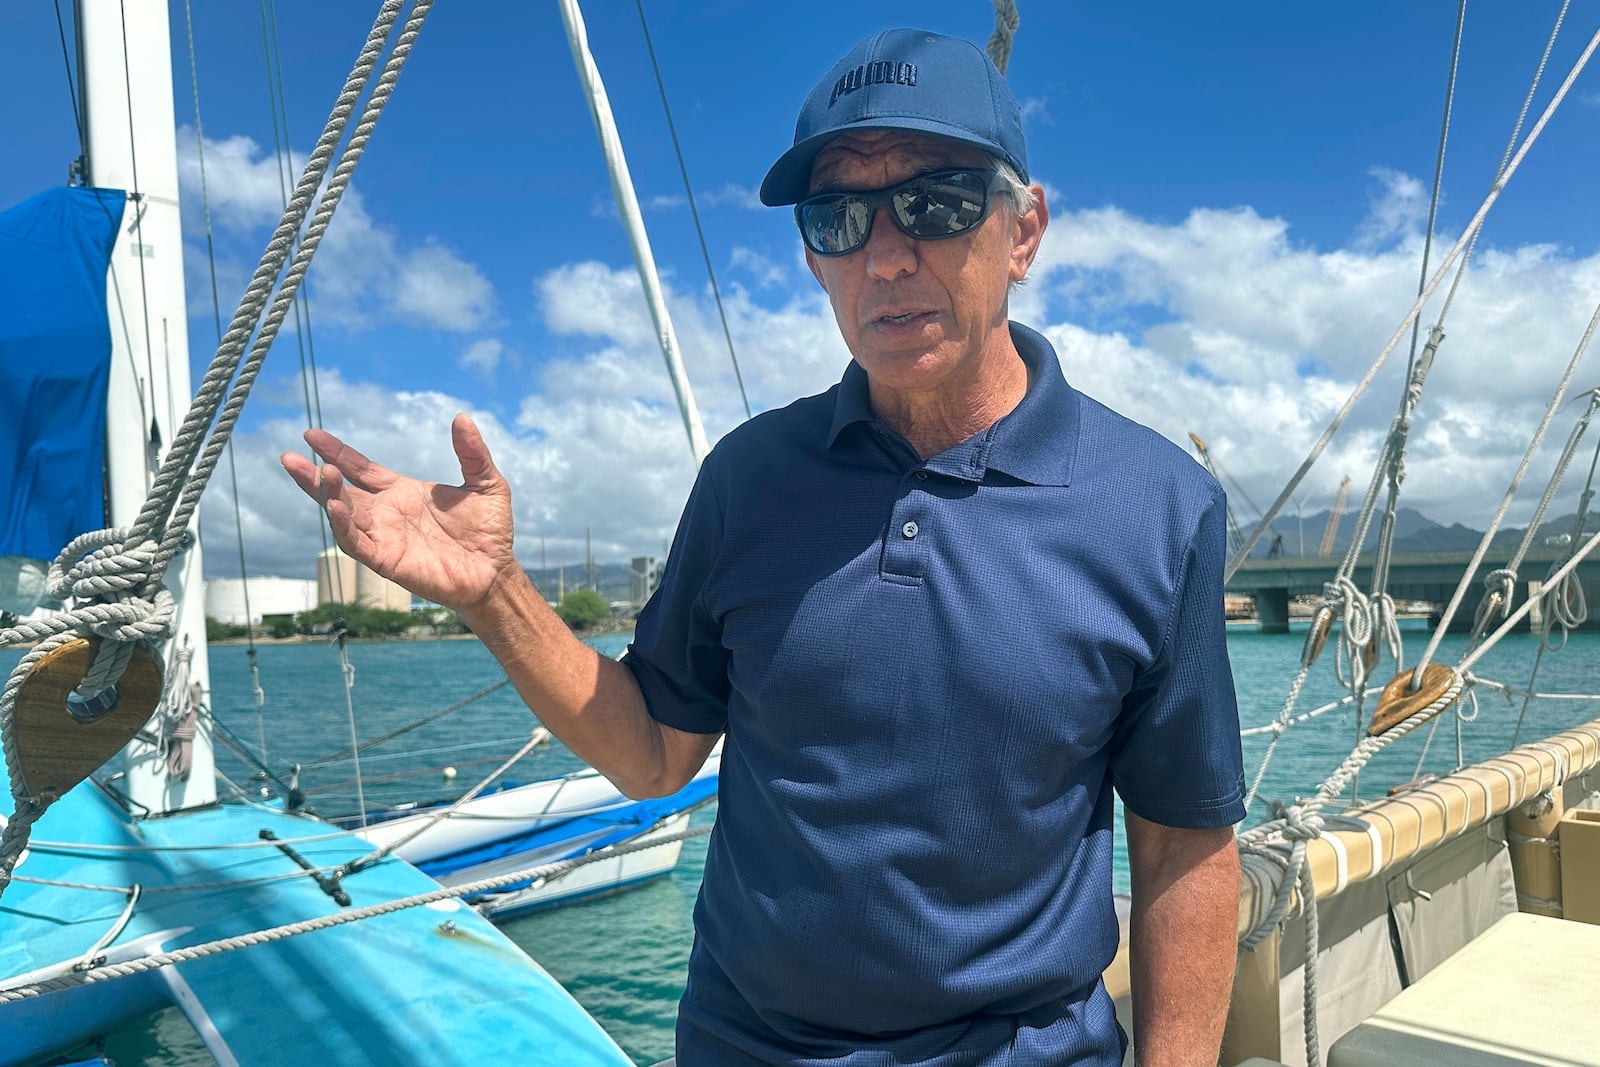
[0,185,125,612]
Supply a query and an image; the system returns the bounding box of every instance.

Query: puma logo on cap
[828,60,917,107]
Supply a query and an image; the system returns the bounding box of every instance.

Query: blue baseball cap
[759,28,1028,207]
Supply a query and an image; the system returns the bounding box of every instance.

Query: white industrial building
[204,576,318,626]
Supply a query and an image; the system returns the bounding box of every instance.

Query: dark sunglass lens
[800,197,873,255]
[894,172,990,237]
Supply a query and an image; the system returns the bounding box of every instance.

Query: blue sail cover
[0,186,125,561]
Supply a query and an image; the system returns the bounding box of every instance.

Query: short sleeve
[1109,488,1247,828]
[622,462,732,735]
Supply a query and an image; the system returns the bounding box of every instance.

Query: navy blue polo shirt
[624,323,1246,1066]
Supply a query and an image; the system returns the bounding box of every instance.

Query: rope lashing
[1323,577,1376,692]
[1237,666,1463,1067]
[986,0,1020,75]
[1472,568,1516,638]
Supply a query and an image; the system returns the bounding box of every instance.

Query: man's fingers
[280,451,326,499]
[451,412,503,488]
[303,428,391,491]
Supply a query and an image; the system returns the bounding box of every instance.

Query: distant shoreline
[209,620,637,646]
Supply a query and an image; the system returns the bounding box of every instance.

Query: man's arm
[1125,810,1239,1067]
[281,414,719,799]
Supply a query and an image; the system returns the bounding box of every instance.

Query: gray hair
[991,158,1037,218]
[990,157,1037,291]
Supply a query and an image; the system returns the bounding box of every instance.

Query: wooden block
[12,638,163,799]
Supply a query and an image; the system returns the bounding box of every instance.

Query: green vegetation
[554,589,611,630]
[264,613,298,639]
[205,616,248,641]
[298,602,415,637]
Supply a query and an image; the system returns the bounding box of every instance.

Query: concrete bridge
[1226,547,1600,633]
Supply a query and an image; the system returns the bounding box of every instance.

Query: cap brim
[759,117,1019,206]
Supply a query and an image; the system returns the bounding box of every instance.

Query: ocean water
[7,624,1598,1065]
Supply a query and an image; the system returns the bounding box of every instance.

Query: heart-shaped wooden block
[11,638,164,799]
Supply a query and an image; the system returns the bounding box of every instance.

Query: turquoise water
[7,625,1598,1065]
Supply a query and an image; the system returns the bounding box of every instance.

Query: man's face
[803,130,1045,404]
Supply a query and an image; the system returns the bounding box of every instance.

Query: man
[283,28,1245,1067]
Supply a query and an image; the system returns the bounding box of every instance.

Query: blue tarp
[0,185,125,561]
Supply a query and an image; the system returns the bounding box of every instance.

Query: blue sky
[5,2,1600,577]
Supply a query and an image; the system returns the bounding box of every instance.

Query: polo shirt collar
[824,321,1078,487]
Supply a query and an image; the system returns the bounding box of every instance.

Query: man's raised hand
[280,413,519,614]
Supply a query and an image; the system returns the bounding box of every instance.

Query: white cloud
[1020,96,1053,126]
[175,127,496,334]
[699,184,761,209]
[1354,167,1428,250]
[200,174,1600,583]
[729,247,787,288]
[389,243,496,331]
[460,338,504,374]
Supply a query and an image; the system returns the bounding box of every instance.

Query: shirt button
[915,471,929,481]
[901,521,919,539]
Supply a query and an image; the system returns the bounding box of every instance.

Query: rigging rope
[117,0,161,476]
[52,0,86,176]
[343,728,550,873]
[1413,298,1600,676]
[1237,671,1463,1066]
[331,624,369,826]
[1224,23,1600,580]
[1436,0,1570,328]
[2,0,434,897]
[184,0,270,755]
[305,677,513,767]
[0,821,713,1004]
[1405,0,1465,375]
[633,0,751,421]
[986,0,1020,75]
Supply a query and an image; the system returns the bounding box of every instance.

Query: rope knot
[1484,568,1516,601]
[1273,801,1325,843]
[29,529,178,704]
[46,529,159,603]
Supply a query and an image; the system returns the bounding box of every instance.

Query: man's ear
[805,247,828,292]
[1009,185,1049,283]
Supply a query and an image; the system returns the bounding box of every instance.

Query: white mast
[557,0,712,466]
[78,0,216,810]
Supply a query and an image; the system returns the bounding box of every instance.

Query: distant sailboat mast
[77,0,216,811]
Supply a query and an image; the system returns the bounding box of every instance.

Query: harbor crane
[1318,475,1351,556]
[1186,432,1285,558]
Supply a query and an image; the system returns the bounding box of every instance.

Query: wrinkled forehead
[808,130,991,193]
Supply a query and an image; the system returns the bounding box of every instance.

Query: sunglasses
[795,168,1003,257]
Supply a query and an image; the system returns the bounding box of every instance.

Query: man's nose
[862,207,917,281]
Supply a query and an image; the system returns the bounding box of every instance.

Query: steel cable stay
[1231,17,1600,1065]
[183,0,273,769]
[1224,22,1600,580]
[1235,12,1596,798]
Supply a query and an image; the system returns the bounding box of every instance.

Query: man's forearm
[1126,814,1240,1067]
[461,569,716,799]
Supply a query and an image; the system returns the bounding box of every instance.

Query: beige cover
[1274,822,1513,1067]
[1328,912,1600,1066]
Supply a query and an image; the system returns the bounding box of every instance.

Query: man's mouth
[877,310,930,325]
